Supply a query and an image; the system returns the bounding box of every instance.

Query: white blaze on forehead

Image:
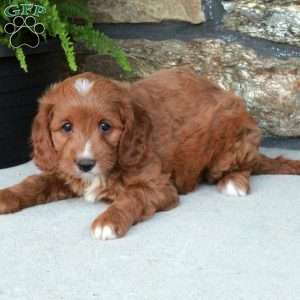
[80,141,94,159]
[74,77,94,94]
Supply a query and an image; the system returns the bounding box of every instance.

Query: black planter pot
[0,40,65,169]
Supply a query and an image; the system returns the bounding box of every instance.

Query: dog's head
[31,72,151,181]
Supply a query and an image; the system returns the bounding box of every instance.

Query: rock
[79,39,300,137]
[88,0,205,24]
[222,0,300,47]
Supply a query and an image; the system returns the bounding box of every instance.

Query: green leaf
[69,24,132,72]
[55,1,93,25]
[15,47,28,72]
[40,3,77,71]
[0,0,130,73]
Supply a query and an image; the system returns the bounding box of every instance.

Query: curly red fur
[1,67,300,239]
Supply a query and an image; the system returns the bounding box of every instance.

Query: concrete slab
[0,148,299,300]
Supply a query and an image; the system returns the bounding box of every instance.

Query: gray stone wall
[80,0,300,137]
[223,0,300,47]
[88,0,205,24]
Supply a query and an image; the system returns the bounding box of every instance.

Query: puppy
[1,67,299,240]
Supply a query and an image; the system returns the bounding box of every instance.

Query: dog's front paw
[0,189,21,214]
[92,224,118,240]
[91,207,130,240]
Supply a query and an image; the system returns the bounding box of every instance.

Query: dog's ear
[118,101,152,168]
[31,100,57,172]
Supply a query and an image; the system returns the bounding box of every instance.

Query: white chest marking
[74,78,94,95]
[84,177,101,203]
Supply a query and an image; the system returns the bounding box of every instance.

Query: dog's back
[130,67,259,190]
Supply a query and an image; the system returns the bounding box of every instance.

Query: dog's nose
[77,159,96,172]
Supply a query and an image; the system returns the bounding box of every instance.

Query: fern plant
[0,0,131,72]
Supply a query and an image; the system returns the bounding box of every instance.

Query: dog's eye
[99,121,111,133]
[61,122,73,133]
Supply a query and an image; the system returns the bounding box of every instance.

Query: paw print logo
[4,16,45,48]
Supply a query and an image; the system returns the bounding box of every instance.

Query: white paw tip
[92,225,117,240]
[84,193,97,203]
[221,180,247,197]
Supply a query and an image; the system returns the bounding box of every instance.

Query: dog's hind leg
[171,130,212,195]
[217,170,251,197]
[253,153,300,175]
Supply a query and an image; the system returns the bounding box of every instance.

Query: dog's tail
[252,153,300,175]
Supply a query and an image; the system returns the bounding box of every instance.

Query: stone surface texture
[79,39,300,137]
[88,0,205,24]
[222,0,300,47]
